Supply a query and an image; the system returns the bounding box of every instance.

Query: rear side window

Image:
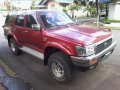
[5,15,15,24]
[26,15,37,28]
[15,15,24,27]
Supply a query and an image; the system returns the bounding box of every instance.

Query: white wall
[12,0,32,10]
[108,3,120,20]
[47,1,63,11]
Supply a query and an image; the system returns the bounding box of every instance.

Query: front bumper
[70,41,116,67]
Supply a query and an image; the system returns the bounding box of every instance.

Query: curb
[0,59,16,76]
[0,58,32,90]
[0,83,6,90]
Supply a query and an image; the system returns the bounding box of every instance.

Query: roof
[8,9,59,15]
[39,0,73,5]
[39,0,51,5]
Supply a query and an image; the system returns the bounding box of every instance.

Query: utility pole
[96,0,100,27]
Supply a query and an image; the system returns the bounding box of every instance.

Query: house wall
[11,0,32,10]
[47,1,63,11]
[108,3,120,20]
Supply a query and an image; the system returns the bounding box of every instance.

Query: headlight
[76,44,95,56]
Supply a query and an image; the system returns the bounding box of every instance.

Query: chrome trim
[71,41,116,62]
[94,36,112,46]
[76,36,113,57]
[20,46,44,60]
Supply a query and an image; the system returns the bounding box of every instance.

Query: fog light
[89,59,97,65]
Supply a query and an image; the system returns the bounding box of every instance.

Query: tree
[84,5,97,17]
[74,0,97,16]
[69,4,80,18]
[4,0,11,13]
[74,0,81,5]
[31,0,36,10]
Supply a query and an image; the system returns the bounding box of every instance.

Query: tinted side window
[26,15,37,28]
[5,15,15,24]
[15,15,24,27]
[5,15,9,24]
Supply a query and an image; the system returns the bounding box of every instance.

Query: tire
[9,38,22,55]
[48,52,73,83]
[79,67,89,72]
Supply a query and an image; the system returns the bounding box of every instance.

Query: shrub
[109,20,120,23]
[102,19,120,24]
[102,19,111,24]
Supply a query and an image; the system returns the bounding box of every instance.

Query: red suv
[3,10,116,83]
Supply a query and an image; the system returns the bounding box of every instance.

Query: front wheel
[9,38,22,55]
[48,52,73,83]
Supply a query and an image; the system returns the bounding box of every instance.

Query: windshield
[40,11,74,28]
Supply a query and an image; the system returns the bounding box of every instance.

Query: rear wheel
[48,52,73,83]
[9,38,22,55]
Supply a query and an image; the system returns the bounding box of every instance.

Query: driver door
[24,15,44,52]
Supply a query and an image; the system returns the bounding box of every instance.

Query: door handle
[24,31,28,33]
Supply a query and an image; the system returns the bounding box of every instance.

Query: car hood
[49,25,112,45]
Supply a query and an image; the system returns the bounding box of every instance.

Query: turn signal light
[89,59,97,65]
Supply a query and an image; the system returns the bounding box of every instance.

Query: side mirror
[32,24,41,31]
[75,19,78,23]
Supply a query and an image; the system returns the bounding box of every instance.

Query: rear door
[14,15,26,44]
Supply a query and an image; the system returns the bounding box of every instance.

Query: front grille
[95,38,112,54]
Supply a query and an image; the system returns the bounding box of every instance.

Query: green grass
[109,20,120,23]
[102,19,120,24]
[102,19,111,24]
[100,26,120,30]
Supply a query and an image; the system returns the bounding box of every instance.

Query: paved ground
[0,15,120,90]
[0,83,6,90]
[0,66,31,90]
[0,15,31,90]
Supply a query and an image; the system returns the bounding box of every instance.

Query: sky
[0,0,5,4]
[0,0,4,2]
[0,0,33,1]
[0,0,36,3]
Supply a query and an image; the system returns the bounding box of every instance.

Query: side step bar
[19,46,44,60]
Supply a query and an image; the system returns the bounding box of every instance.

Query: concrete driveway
[0,15,120,90]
